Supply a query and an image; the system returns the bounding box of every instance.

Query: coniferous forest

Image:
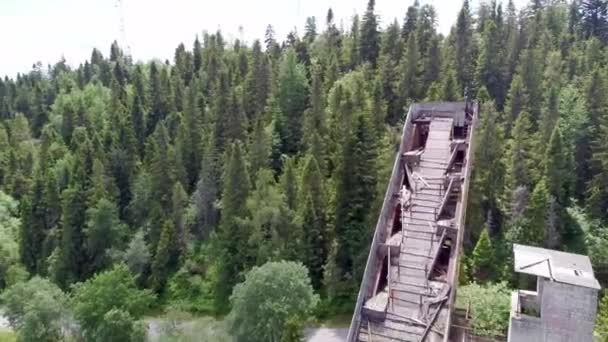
[1,0,608,340]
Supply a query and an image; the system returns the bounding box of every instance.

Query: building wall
[540,280,598,342]
[508,314,542,342]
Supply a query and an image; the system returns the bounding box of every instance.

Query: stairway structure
[347,102,478,342]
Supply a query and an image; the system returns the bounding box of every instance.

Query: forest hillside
[1,0,608,340]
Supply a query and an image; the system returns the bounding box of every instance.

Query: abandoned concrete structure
[347,102,478,342]
[507,244,600,342]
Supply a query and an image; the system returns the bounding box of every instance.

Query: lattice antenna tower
[116,0,131,56]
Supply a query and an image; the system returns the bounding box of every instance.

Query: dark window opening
[391,204,402,236]
[412,124,429,150]
[453,126,466,139]
[376,255,389,293]
[431,238,452,281]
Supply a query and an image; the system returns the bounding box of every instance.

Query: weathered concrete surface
[305,327,348,342]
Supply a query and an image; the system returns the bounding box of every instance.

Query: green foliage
[229,261,319,342]
[71,264,155,341]
[596,291,608,341]
[470,228,496,283]
[215,142,251,311]
[1,277,68,342]
[456,282,510,338]
[0,191,20,289]
[1,0,608,327]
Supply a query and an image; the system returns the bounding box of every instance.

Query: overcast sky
[0,0,529,77]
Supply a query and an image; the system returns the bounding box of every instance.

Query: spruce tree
[454,0,476,94]
[281,157,298,211]
[55,186,87,288]
[359,0,380,66]
[298,155,328,288]
[470,227,495,283]
[249,118,271,179]
[335,113,377,282]
[504,74,526,136]
[275,49,309,156]
[192,135,220,239]
[397,34,420,108]
[543,126,570,205]
[151,219,177,291]
[215,142,251,310]
[402,0,420,40]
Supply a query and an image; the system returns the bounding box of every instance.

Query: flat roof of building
[513,244,601,290]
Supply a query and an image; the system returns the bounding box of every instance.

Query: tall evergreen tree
[402,0,420,40]
[359,0,380,66]
[454,0,476,94]
[298,155,328,288]
[274,49,309,156]
[334,113,377,282]
[215,142,251,310]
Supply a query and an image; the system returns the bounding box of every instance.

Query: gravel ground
[305,327,349,342]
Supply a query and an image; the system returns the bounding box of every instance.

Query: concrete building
[508,244,601,342]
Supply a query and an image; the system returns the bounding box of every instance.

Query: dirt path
[305,327,348,342]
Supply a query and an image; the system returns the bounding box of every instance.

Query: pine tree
[476,20,506,107]
[454,0,476,94]
[249,118,271,179]
[303,63,327,148]
[275,49,309,156]
[397,34,420,108]
[298,155,328,288]
[504,74,526,136]
[582,0,608,42]
[148,122,175,211]
[519,48,544,122]
[521,179,550,247]
[359,0,380,66]
[192,135,220,239]
[19,172,47,274]
[84,197,125,277]
[243,40,270,121]
[441,70,460,102]
[151,219,177,291]
[505,111,536,193]
[281,157,298,211]
[470,227,495,283]
[588,99,608,220]
[244,169,299,264]
[147,62,166,136]
[171,182,188,256]
[193,36,203,74]
[180,81,203,190]
[335,113,377,282]
[304,17,317,44]
[215,142,251,310]
[467,102,504,245]
[130,91,146,158]
[402,0,420,40]
[55,186,87,288]
[543,125,570,205]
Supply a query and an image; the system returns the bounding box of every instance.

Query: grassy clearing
[0,330,16,342]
